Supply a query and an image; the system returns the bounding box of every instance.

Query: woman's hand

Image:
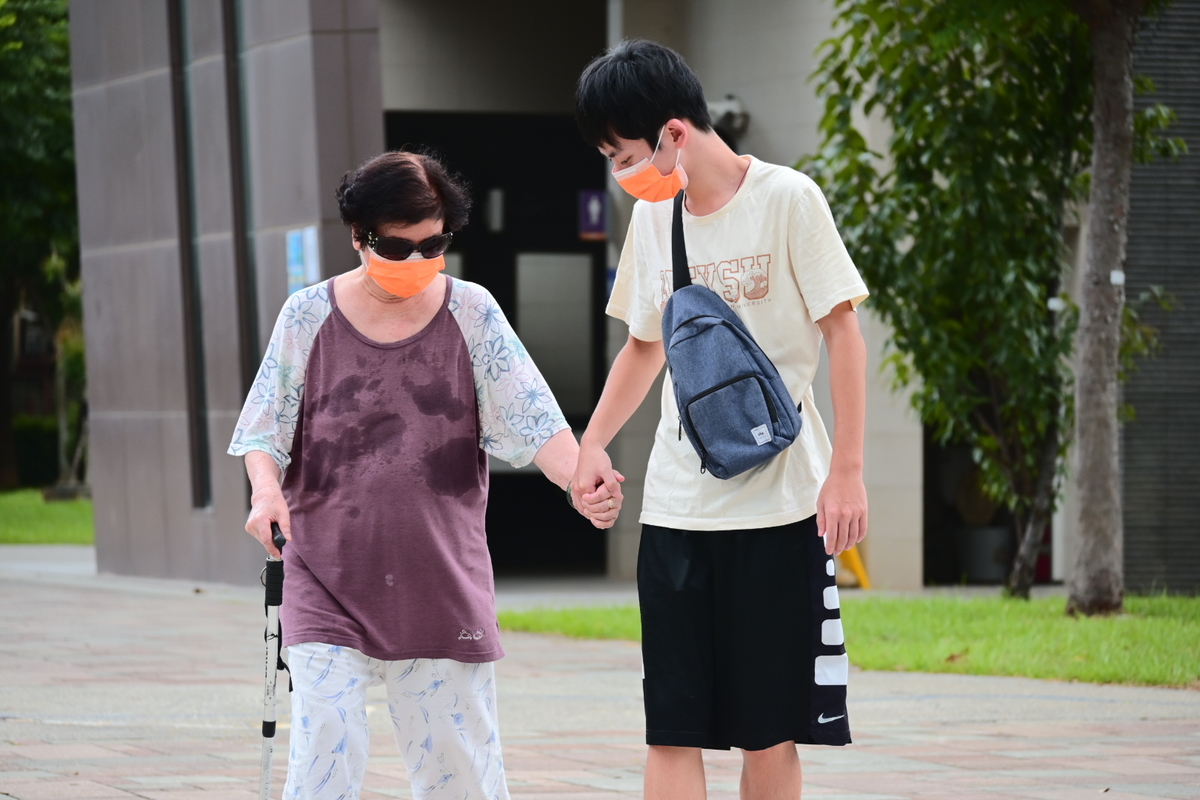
[244,451,290,558]
[246,483,290,558]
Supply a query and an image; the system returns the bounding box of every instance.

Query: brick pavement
[1,559,1198,799]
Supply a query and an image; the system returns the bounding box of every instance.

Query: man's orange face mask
[612,127,688,203]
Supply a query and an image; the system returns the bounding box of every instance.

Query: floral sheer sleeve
[448,279,570,468]
[227,282,334,472]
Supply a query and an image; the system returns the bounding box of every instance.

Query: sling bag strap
[672,190,690,291]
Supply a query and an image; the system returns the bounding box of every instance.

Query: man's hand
[816,466,867,556]
[815,301,868,557]
[574,468,626,529]
[530,429,624,529]
[563,334,664,530]
[572,439,624,518]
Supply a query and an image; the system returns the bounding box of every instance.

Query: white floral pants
[283,642,510,800]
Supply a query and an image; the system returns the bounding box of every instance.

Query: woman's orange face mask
[361,248,445,298]
[612,127,688,203]
[359,229,452,298]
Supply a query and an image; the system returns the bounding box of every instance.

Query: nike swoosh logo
[817,713,845,724]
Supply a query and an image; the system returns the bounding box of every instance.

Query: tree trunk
[53,333,71,486]
[0,284,20,490]
[68,403,87,486]
[1068,0,1143,616]
[1007,418,1061,598]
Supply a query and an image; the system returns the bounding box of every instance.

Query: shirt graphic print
[658,254,774,309]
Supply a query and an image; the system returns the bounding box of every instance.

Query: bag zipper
[665,314,727,351]
[685,373,778,424]
[681,374,778,473]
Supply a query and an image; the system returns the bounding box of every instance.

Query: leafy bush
[12,414,56,487]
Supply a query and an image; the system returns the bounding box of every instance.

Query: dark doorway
[385,111,609,575]
[923,427,1054,585]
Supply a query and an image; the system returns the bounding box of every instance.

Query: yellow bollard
[838,546,872,589]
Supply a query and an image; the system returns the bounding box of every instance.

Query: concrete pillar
[70,0,383,584]
[239,0,383,337]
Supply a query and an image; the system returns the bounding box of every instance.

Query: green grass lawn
[0,489,95,544]
[498,594,1200,688]
[498,605,641,641]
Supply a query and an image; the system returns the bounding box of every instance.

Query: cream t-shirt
[607,157,869,530]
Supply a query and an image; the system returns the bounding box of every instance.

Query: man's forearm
[821,310,867,474]
[581,335,666,450]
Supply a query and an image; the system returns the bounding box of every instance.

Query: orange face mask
[361,247,445,298]
[613,127,688,203]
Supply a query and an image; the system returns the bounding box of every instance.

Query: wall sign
[578,189,606,242]
[286,225,321,295]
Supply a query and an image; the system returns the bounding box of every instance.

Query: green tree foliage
[0,0,74,268]
[800,0,1182,597]
[0,0,76,488]
[800,0,1093,597]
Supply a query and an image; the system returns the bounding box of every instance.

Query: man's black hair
[575,39,713,150]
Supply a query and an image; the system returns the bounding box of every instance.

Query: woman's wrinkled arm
[532,429,623,529]
[244,450,290,558]
[531,429,577,490]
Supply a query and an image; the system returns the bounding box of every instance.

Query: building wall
[240,0,384,335]
[379,0,604,113]
[71,0,204,580]
[71,0,383,584]
[1121,1,1200,593]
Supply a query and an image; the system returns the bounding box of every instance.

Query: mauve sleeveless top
[280,277,501,660]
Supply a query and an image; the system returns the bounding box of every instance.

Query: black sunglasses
[365,230,453,262]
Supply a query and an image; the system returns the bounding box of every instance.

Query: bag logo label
[751,424,772,446]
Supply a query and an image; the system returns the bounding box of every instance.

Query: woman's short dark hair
[575,39,713,150]
[336,150,472,243]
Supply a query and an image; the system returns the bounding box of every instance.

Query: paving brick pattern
[0,568,1197,799]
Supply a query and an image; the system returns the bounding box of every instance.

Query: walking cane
[259,522,288,800]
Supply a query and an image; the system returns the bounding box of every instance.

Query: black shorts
[637,516,851,751]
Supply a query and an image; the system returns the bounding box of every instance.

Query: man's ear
[664,118,689,149]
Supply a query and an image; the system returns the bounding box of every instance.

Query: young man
[570,40,870,800]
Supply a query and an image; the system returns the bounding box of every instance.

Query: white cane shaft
[259,738,274,800]
[260,606,281,799]
[263,607,279,723]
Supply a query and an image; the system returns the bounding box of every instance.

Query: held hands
[816,466,868,556]
[570,441,625,530]
[246,483,291,558]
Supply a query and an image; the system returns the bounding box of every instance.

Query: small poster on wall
[578,190,606,242]
[286,225,321,295]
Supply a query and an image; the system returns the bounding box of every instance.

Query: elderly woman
[228,150,621,800]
